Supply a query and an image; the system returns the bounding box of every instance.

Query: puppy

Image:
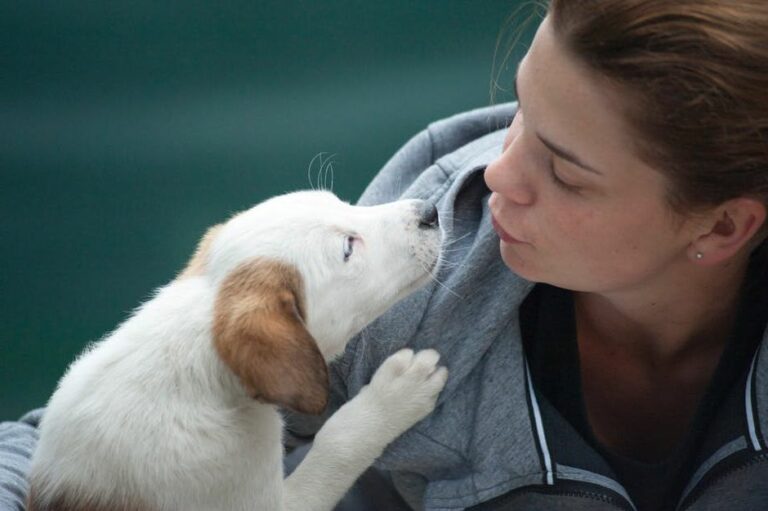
[28,190,448,511]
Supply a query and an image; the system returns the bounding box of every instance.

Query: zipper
[676,451,768,511]
[470,480,635,511]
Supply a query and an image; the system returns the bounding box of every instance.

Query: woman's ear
[212,258,329,415]
[690,197,767,265]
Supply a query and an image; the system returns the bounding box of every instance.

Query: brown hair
[547,0,768,239]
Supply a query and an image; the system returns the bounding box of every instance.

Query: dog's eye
[343,236,355,262]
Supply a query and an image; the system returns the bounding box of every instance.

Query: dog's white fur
[28,191,447,511]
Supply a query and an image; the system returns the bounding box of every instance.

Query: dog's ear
[212,258,329,415]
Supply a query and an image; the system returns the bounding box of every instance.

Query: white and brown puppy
[28,190,448,511]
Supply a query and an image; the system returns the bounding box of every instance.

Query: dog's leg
[283,348,447,511]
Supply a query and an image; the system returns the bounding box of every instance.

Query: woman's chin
[499,241,538,281]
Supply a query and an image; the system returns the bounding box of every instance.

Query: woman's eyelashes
[548,158,581,193]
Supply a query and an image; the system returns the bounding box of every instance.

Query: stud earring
[696,252,704,260]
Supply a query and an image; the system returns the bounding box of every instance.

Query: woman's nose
[484,152,536,206]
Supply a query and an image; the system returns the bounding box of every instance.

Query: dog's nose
[417,202,439,229]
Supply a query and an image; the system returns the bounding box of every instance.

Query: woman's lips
[491,215,526,244]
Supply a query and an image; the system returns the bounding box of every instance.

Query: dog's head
[180,191,442,415]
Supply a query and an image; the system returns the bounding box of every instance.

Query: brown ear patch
[213,258,329,415]
[177,224,224,280]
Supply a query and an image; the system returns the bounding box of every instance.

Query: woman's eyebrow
[513,73,604,176]
[537,134,603,176]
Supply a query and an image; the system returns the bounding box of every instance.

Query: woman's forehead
[519,16,649,180]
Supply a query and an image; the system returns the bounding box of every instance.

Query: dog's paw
[366,349,448,433]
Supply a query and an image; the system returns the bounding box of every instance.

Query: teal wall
[1,1,536,419]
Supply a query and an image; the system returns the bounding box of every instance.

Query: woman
[4,1,768,510]
[288,1,768,509]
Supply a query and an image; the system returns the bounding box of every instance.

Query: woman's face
[484,16,696,293]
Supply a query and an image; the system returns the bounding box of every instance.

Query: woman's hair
[547,0,768,239]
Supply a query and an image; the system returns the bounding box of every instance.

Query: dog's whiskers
[442,232,474,248]
[435,260,466,271]
[321,154,337,192]
[306,152,338,191]
[307,153,322,190]
[439,249,470,257]
[420,259,463,300]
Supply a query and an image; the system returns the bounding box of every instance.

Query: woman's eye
[549,158,581,193]
[343,236,355,261]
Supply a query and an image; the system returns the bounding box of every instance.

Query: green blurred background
[1,1,536,419]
